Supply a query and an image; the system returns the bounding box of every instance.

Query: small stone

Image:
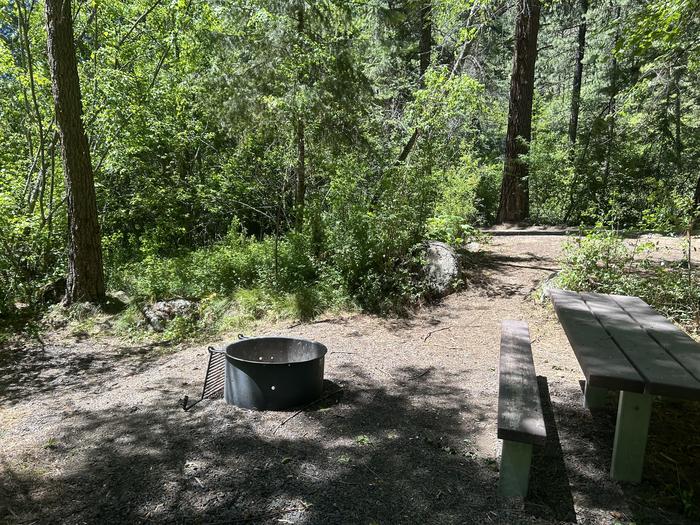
[142,299,196,331]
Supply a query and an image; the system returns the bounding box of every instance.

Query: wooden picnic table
[550,288,700,483]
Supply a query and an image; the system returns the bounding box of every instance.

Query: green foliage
[2,0,699,330]
[558,227,700,326]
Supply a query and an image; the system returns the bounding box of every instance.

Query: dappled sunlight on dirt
[2,235,700,524]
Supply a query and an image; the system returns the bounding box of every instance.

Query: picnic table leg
[583,381,607,409]
[610,391,652,483]
[498,440,533,498]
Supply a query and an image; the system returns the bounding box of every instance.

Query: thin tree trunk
[419,1,432,84]
[600,6,621,210]
[568,0,588,146]
[394,1,495,166]
[496,0,541,223]
[17,1,48,215]
[294,1,306,232]
[674,68,683,171]
[295,118,306,233]
[45,0,105,304]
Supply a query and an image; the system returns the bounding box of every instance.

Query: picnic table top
[550,289,700,400]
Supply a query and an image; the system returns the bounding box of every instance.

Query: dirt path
[2,235,699,524]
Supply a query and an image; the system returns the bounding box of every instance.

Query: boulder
[424,241,461,296]
[142,299,196,332]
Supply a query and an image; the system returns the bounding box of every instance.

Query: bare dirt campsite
[3,234,700,525]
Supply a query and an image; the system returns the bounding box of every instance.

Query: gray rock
[424,241,461,296]
[465,241,481,253]
[142,299,196,332]
[111,290,130,304]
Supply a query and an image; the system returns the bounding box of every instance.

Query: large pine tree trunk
[568,0,588,146]
[46,0,105,304]
[497,0,541,223]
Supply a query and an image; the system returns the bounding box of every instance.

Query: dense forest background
[1,0,699,320]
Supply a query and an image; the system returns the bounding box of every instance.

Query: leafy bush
[321,159,432,313]
[558,228,700,326]
[426,215,482,247]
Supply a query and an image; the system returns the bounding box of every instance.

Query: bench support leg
[498,440,533,498]
[583,381,607,409]
[611,391,652,483]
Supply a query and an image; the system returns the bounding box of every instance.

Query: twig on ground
[423,326,451,342]
[407,368,433,381]
[427,343,461,350]
[659,452,677,464]
[273,389,344,434]
[364,464,381,478]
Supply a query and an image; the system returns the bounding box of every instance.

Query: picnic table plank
[582,293,700,400]
[550,289,644,392]
[611,294,700,386]
[497,320,547,446]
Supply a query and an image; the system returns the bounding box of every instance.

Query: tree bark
[674,68,683,171]
[600,6,621,209]
[294,1,306,232]
[419,1,432,83]
[568,0,588,146]
[496,0,541,223]
[295,118,306,233]
[45,0,105,304]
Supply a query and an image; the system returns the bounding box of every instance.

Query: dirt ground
[2,234,700,524]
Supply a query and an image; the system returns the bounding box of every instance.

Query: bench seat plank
[611,294,700,387]
[582,293,700,400]
[497,320,546,446]
[550,290,644,392]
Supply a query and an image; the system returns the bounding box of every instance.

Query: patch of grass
[106,282,355,345]
[354,435,371,446]
[43,437,59,450]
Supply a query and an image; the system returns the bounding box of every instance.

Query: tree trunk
[568,0,588,146]
[419,1,432,83]
[294,1,306,232]
[394,0,435,164]
[496,0,541,223]
[674,68,683,171]
[600,6,621,210]
[295,118,306,232]
[45,0,105,304]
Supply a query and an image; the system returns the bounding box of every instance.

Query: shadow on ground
[461,250,559,299]
[548,381,700,525]
[2,362,545,524]
[528,376,576,522]
[0,338,176,407]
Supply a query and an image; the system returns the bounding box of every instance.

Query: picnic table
[550,288,700,483]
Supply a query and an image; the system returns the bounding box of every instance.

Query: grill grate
[182,346,226,411]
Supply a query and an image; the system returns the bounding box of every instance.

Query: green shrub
[558,227,700,327]
[558,229,636,292]
[426,215,481,246]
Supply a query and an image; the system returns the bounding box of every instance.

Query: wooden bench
[497,320,547,498]
[550,289,700,482]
